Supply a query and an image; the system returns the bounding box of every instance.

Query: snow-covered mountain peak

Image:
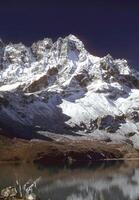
[56,34,85,49]
[0,35,138,143]
[0,35,138,93]
[0,35,94,88]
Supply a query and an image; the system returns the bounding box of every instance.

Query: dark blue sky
[0,0,139,70]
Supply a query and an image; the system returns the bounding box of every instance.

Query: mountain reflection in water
[0,161,139,200]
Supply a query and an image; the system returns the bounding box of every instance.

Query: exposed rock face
[0,35,138,147]
[24,75,48,93]
[0,94,9,107]
[0,39,4,70]
[31,38,53,60]
[126,111,139,122]
[74,69,90,87]
[47,67,58,76]
[95,115,126,133]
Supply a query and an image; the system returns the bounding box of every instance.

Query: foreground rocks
[0,179,38,200]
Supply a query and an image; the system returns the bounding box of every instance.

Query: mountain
[0,35,139,147]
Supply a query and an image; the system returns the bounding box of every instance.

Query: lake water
[0,161,139,200]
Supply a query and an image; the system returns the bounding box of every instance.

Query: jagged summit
[0,35,87,86]
[0,35,139,146]
[0,35,138,89]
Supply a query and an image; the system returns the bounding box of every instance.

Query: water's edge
[0,135,139,166]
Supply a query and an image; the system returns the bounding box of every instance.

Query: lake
[0,161,139,200]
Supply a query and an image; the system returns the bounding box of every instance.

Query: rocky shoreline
[0,134,139,166]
